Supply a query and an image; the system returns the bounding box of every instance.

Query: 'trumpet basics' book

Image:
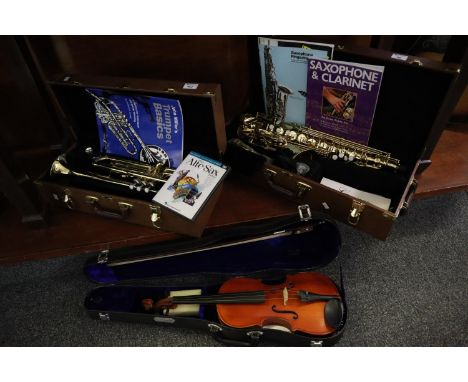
[86,88,184,168]
[153,152,229,220]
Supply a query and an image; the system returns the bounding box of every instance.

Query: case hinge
[348,199,365,226]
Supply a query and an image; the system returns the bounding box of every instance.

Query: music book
[305,58,384,145]
[87,88,184,168]
[153,152,229,220]
[258,37,334,125]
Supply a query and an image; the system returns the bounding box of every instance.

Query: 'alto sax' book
[153,152,229,221]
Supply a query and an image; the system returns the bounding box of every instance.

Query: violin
[142,272,344,336]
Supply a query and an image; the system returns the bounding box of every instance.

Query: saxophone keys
[286,130,297,140]
[275,127,284,135]
[297,134,307,143]
[332,154,338,160]
[349,154,355,162]
[338,151,345,159]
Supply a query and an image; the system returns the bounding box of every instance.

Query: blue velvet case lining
[84,218,341,284]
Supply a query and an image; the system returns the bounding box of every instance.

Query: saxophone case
[227,44,460,240]
[84,209,347,346]
[35,74,226,237]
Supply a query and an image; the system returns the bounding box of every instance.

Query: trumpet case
[228,44,460,240]
[36,74,226,237]
[84,208,347,346]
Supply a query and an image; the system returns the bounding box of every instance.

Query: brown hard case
[36,74,226,237]
[242,44,460,240]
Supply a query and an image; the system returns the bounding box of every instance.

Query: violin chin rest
[324,299,344,329]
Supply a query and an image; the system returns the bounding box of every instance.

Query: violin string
[152,287,340,307]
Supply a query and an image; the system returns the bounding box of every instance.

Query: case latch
[97,250,109,264]
[310,340,323,347]
[246,331,263,341]
[298,204,312,221]
[348,200,365,226]
[207,323,223,333]
[150,205,162,228]
[98,313,110,321]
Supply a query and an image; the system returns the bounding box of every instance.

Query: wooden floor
[1,123,467,265]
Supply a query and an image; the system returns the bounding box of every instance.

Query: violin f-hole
[271,305,299,320]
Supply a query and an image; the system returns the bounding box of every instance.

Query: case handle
[264,169,312,199]
[85,196,132,220]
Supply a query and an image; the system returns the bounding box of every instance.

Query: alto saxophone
[238,114,400,171]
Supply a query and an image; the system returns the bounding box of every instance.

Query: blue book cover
[86,88,184,168]
[258,37,334,125]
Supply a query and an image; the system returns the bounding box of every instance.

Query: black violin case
[84,206,347,346]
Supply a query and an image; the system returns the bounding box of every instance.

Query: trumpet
[238,114,400,171]
[50,154,174,194]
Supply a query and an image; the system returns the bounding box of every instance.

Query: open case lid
[83,212,342,284]
[47,74,227,160]
[332,45,459,171]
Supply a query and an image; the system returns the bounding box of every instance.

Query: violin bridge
[283,287,289,306]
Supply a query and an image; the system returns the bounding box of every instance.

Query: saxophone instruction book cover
[153,151,230,220]
[258,37,334,125]
[305,58,384,145]
[86,88,184,168]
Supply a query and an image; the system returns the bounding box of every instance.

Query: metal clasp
[246,331,263,340]
[98,313,110,321]
[296,181,312,197]
[298,204,312,221]
[208,323,223,333]
[150,205,162,228]
[63,190,74,209]
[97,250,109,264]
[264,168,277,178]
[348,200,365,226]
[310,340,323,347]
